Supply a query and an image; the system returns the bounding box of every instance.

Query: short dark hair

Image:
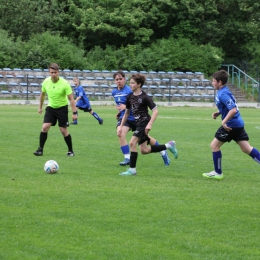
[113,70,125,79]
[49,63,59,71]
[212,70,228,85]
[130,73,146,87]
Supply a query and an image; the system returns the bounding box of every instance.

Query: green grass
[1,104,260,259]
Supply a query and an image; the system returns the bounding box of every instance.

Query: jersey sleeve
[220,92,236,110]
[145,95,157,110]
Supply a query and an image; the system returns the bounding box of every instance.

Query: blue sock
[213,151,222,174]
[92,112,101,122]
[249,148,260,164]
[154,140,165,155]
[121,145,130,157]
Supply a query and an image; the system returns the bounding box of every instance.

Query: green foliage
[0,30,24,68]
[1,105,260,259]
[0,0,67,41]
[85,38,223,74]
[0,0,259,73]
[21,32,90,69]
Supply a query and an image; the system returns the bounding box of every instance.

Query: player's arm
[38,91,46,114]
[67,93,78,120]
[222,107,236,131]
[145,107,158,134]
[75,96,81,103]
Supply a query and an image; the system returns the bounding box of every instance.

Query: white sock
[165,143,171,149]
[130,168,136,173]
[160,150,166,156]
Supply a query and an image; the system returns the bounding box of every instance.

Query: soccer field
[1,104,260,259]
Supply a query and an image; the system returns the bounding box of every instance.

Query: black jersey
[126,91,157,126]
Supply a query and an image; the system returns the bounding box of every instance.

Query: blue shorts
[116,119,136,132]
[215,126,249,143]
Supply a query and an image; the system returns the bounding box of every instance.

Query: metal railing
[222,64,260,101]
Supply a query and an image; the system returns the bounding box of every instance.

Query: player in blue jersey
[203,70,260,180]
[117,73,178,176]
[70,77,103,125]
[112,70,171,167]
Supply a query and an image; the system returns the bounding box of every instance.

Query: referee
[33,63,77,156]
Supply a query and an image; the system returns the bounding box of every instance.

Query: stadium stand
[0,68,216,101]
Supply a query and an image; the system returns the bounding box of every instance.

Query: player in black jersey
[117,73,178,175]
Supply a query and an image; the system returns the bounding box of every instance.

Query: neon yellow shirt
[42,77,72,108]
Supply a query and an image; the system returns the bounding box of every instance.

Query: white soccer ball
[44,160,59,174]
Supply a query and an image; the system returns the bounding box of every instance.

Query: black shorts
[215,126,249,143]
[133,122,151,145]
[78,106,92,112]
[44,105,69,127]
[116,119,136,132]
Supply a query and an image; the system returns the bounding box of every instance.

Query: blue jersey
[73,85,91,109]
[215,85,244,128]
[111,85,135,121]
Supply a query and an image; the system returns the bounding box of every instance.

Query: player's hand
[145,124,151,135]
[38,108,42,114]
[212,112,220,119]
[72,114,78,120]
[222,123,232,132]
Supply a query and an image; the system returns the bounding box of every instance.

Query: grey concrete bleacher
[0,67,222,101]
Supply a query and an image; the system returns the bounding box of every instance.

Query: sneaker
[99,119,103,125]
[168,141,178,159]
[70,122,78,125]
[119,169,136,176]
[67,151,75,156]
[33,147,43,156]
[119,158,130,166]
[162,151,170,166]
[202,171,223,180]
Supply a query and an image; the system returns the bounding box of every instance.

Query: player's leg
[120,136,139,176]
[88,107,103,125]
[149,136,170,166]
[238,140,260,163]
[202,137,224,179]
[33,106,54,156]
[117,125,131,166]
[58,106,75,156]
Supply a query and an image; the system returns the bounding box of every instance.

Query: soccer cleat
[67,151,75,156]
[168,141,178,159]
[33,147,43,156]
[161,151,170,166]
[99,119,103,125]
[202,171,223,180]
[70,122,78,125]
[119,158,130,166]
[119,169,136,176]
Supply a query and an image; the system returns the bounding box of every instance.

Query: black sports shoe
[33,147,43,156]
[99,119,103,125]
[67,151,75,156]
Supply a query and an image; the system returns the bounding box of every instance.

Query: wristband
[73,112,77,115]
